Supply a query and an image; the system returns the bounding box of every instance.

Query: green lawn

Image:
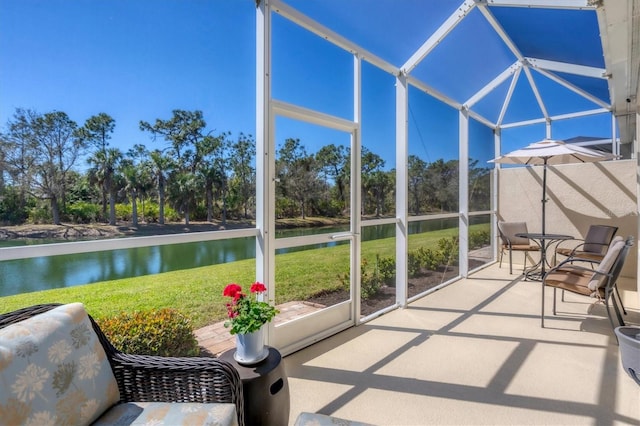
[0,223,490,328]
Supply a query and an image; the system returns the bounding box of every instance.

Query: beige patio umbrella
[489,139,616,235]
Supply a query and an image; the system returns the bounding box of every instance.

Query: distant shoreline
[0,217,351,241]
[0,221,250,241]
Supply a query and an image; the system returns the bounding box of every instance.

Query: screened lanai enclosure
[1,0,639,356]
[252,0,639,353]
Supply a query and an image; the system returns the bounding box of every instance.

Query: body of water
[0,218,461,297]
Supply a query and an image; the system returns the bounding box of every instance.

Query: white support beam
[270,0,398,76]
[477,4,524,60]
[531,67,611,109]
[406,75,462,110]
[493,128,501,262]
[256,0,275,344]
[497,67,521,126]
[500,107,609,129]
[546,119,552,138]
[467,109,496,128]
[525,57,607,79]
[407,74,494,127]
[395,73,409,307]
[352,54,363,324]
[612,113,620,157]
[500,117,547,129]
[402,0,476,74]
[636,109,640,299]
[523,65,549,119]
[271,99,357,133]
[482,0,594,10]
[459,108,469,278]
[549,108,609,121]
[465,61,521,108]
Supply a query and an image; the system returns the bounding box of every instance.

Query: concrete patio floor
[284,263,640,425]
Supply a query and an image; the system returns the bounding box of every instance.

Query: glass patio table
[515,232,574,281]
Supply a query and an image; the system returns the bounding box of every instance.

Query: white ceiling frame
[406,75,462,111]
[474,4,546,129]
[402,0,476,74]
[482,0,595,10]
[465,61,521,108]
[500,117,546,129]
[405,75,495,127]
[548,107,610,121]
[477,4,525,61]
[497,66,522,126]
[525,57,606,78]
[467,109,496,128]
[500,107,609,128]
[531,67,611,109]
[522,65,549,119]
[270,0,398,76]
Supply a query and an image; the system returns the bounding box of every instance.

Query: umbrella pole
[542,158,547,236]
[540,158,548,277]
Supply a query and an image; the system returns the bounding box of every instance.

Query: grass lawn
[0,223,489,329]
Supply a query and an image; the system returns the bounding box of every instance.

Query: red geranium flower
[223,283,242,298]
[222,281,279,335]
[250,282,267,293]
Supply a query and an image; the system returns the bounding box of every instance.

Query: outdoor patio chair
[498,221,540,274]
[541,236,632,330]
[554,224,618,265]
[552,224,625,311]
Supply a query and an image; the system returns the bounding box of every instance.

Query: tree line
[0,107,491,226]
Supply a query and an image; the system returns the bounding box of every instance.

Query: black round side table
[220,346,290,426]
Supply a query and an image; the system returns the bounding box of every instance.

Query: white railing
[0,228,259,261]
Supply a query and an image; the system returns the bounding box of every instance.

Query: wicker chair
[0,303,245,426]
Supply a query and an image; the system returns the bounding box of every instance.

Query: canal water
[0,219,460,297]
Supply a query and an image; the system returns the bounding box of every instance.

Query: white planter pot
[614,326,640,386]
[234,326,269,365]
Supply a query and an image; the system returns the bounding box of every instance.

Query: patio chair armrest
[553,238,584,253]
[546,258,603,275]
[550,253,600,272]
[109,353,244,425]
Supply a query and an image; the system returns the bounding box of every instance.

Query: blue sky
[1,0,256,157]
[0,0,613,171]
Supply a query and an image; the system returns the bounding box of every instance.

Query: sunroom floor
[284,263,640,425]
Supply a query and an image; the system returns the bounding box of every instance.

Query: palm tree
[87,148,122,225]
[120,158,141,226]
[149,150,173,225]
[170,171,198,225]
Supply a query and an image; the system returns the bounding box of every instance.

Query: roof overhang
[598,0,640,146]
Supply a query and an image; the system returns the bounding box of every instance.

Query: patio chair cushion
[555,249,606,262]
[93,401,238,425]
[0,303,120,425]
[498,221,530,246]
[583,225,618,254]
[543,268,595,298]
[588,236,625,292]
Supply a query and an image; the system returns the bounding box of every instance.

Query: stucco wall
[497,159,638,306]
